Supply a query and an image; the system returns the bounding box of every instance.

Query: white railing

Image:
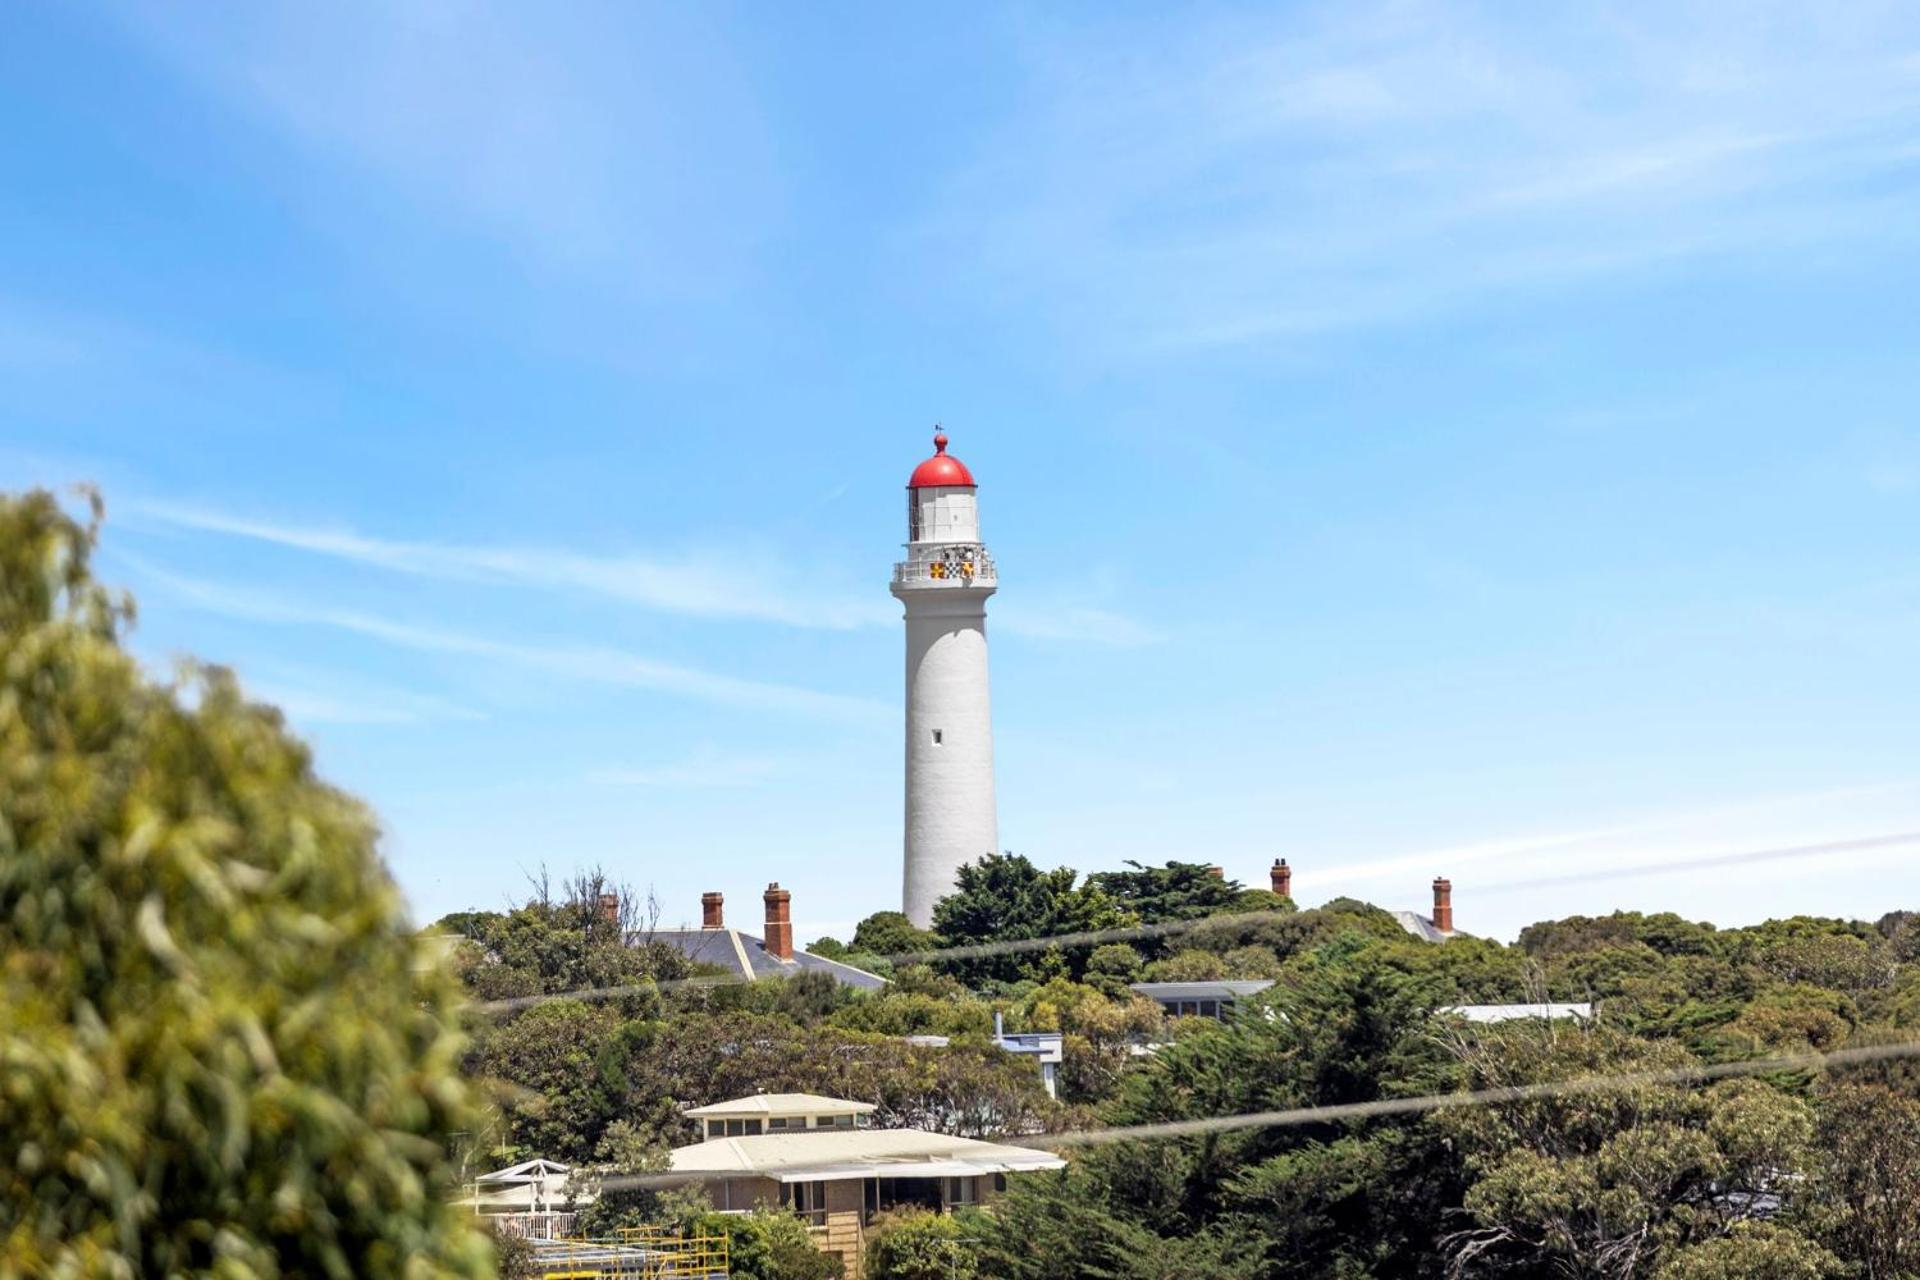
[892,549,997,588]
[487,1211,578,1239]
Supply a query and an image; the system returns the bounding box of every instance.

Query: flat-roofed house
[664,1093,1064,1277]
[1130,979,1275,1020]
[684,1093,876,1140]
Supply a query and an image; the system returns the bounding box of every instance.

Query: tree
[852,910,938,960]
[863,1209,978,1280]
[1439,1026,1817,1279]
[469,999,622,1161]
[436,870,688,1008]
[977,948,1464,1278]
[1807,1084,1920,1279]
[1086,861,1250,950]
[0,490,491,1276]
[1653,1223,1841,1280]
[932,853,1132,983]
[690,1208,841,1280]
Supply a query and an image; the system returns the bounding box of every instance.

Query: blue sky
[6,2,1920,941]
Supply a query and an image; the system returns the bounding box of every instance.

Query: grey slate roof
[1393,911,1452,943]
[646,927,887,991]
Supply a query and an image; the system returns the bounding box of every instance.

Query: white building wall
[909,488,980,544]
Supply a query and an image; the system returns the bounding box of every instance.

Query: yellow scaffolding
[535,1228,729,1279]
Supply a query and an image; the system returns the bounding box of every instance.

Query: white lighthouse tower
[892,430,999,928]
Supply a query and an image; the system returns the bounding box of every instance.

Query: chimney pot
[763,882,794,961]
[1271,858,1292,899]
[596,892,620,926]
[1207,865,1225,879]
[701,891,725,930]
[1431,877,1454,935]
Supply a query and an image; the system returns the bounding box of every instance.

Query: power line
[580,1034,1920,1193]
[1473,830,1920,896]
[1027,1035,1920,1148]
[458,827,1920,1017]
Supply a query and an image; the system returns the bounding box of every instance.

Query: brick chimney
[701,891,725,930]
[1271,858,1292,899]
[596,892,620,926]
[763,883,793,961]
[1432,877,1453,934]
[1207,865,1225,879]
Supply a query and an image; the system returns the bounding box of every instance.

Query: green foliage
[852,910,937,960]
[435,869,688,1008]
[1086,860,1248,944]
[1083,942,1145,998]
[571,1121,708,1237]
[690,1208,841,1280]
[0,490,490,1276]
[1652,1223,1841,1280]
[590,1011,1056,1141]
[1141,947,1227,981]
[1440,1027,1817,1278]
[484,1224,541,1280]
[471,999,622,1161]
[1806,1084,1920,1279]
[988,951,1463,1277]
[932,853,1132,982]
[1518,911,1719,960]
[862,1209,977,1280]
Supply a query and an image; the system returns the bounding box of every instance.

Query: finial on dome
[933,428,948,454]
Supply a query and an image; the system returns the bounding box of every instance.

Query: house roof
[1130,980,1275,1002]
[667,1128,1064,1183]
[685,1093,877,1118]
[1393,911,1452,943]
[645,927,887,991]
[474,1158,571,1184]
[1441,1002,1594,1023]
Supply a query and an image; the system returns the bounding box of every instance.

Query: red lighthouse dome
[907,431,976,488]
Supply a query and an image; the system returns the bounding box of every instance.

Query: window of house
[1198,1000,1219,1018]
[768,1117,790,1130]
[711,1118,762,1137]
[791,1181,828,1223]
[945,1177,980,1206]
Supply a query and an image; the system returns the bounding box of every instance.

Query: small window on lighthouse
[931,729,944,745]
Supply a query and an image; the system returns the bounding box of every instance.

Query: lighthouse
[892,430,999,927]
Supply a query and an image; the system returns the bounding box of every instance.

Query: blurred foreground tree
[0,491,492,1277]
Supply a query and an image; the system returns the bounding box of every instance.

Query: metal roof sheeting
[666,1128,1064,1180]
[1441,1002,1594,1023]
[684,1093,877,1118]
[1130,980,1275,1001]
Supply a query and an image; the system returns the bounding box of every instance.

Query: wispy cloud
[131,499,1163,647]
[132,560,886,722]
[925,3,1920,353]
[132,501,894,631]
[1305,779,1920,894]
